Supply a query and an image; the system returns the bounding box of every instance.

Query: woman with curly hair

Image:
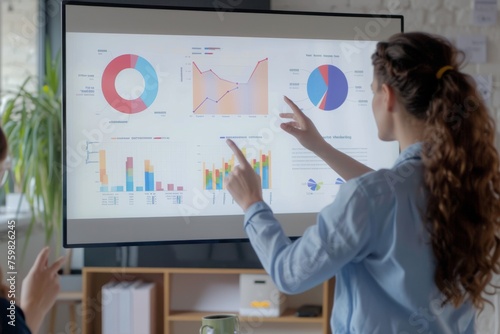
[224,32,500,333]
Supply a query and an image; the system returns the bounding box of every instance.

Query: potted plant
[1,45,62,247]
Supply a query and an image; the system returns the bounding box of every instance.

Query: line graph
[192,58,268,115]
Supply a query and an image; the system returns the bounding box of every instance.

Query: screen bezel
[62,1,404,248]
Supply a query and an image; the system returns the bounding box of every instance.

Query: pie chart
[102,54,158,114]
[335,177,345,185]
[307,178,323,191]
[307,65,348,111]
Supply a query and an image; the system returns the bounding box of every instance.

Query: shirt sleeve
[244,179,373,294]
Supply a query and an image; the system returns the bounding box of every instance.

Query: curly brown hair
[372,32,500,309]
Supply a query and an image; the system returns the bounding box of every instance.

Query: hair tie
[436,65,454,79]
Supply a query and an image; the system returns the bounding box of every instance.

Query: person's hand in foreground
[20,247,66,334]
[280,96,328,153]
[224,139,264,212]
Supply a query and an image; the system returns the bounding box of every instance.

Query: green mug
[199,314,240,334]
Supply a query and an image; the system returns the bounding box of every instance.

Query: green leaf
[3,42,62,250]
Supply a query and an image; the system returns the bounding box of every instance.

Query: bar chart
[201,147,272,190]
[94,139,187,194]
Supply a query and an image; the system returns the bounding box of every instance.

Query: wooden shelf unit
[82,267,334,334]
[169,309,324,323]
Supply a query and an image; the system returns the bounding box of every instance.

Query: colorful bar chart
[99,150,109,192]
[253,153,271,189]
[144,160,154,191]
[126,157,133,191]
[203,149,272,190]
[98,150,185,193]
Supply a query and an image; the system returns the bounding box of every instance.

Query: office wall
[0,0,39,94]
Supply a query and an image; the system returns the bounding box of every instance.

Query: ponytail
[423,69,500,308]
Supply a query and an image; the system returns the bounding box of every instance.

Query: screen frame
[62,1,404,248]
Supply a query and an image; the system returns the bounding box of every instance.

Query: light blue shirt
[244,143,475,334]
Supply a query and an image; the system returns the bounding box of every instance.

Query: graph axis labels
[102,54,159,114]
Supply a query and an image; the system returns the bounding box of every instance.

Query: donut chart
[307,65,348,111]
[102,54,158,114]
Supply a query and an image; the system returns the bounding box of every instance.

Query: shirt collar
[393,142,423,167]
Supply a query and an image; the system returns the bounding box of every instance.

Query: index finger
[226,139,251,167]
[283,96,306,119]
[49,256,67,274]
[33,246,50,270]
[279,112,295,120]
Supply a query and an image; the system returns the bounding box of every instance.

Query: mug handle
[199,325,214,334]
[234,316,240,334]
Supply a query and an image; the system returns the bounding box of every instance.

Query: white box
[239,274,286,317]
[131,282,156,334]
[101,281,119,334]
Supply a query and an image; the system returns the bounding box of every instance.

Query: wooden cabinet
[82,267,334,334]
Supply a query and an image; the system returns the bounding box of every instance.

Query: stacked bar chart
[251,153,271,189]
[98,150,185,193]
[126,158,133,191]
[203,154,235,191]
[100,150,110,192]
[144,160,154,191]
[203,148,271,190]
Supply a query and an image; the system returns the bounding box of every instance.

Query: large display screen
[63,2,403,247]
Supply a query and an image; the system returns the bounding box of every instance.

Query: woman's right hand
[280,96,327,153]
[280,96,373,181]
